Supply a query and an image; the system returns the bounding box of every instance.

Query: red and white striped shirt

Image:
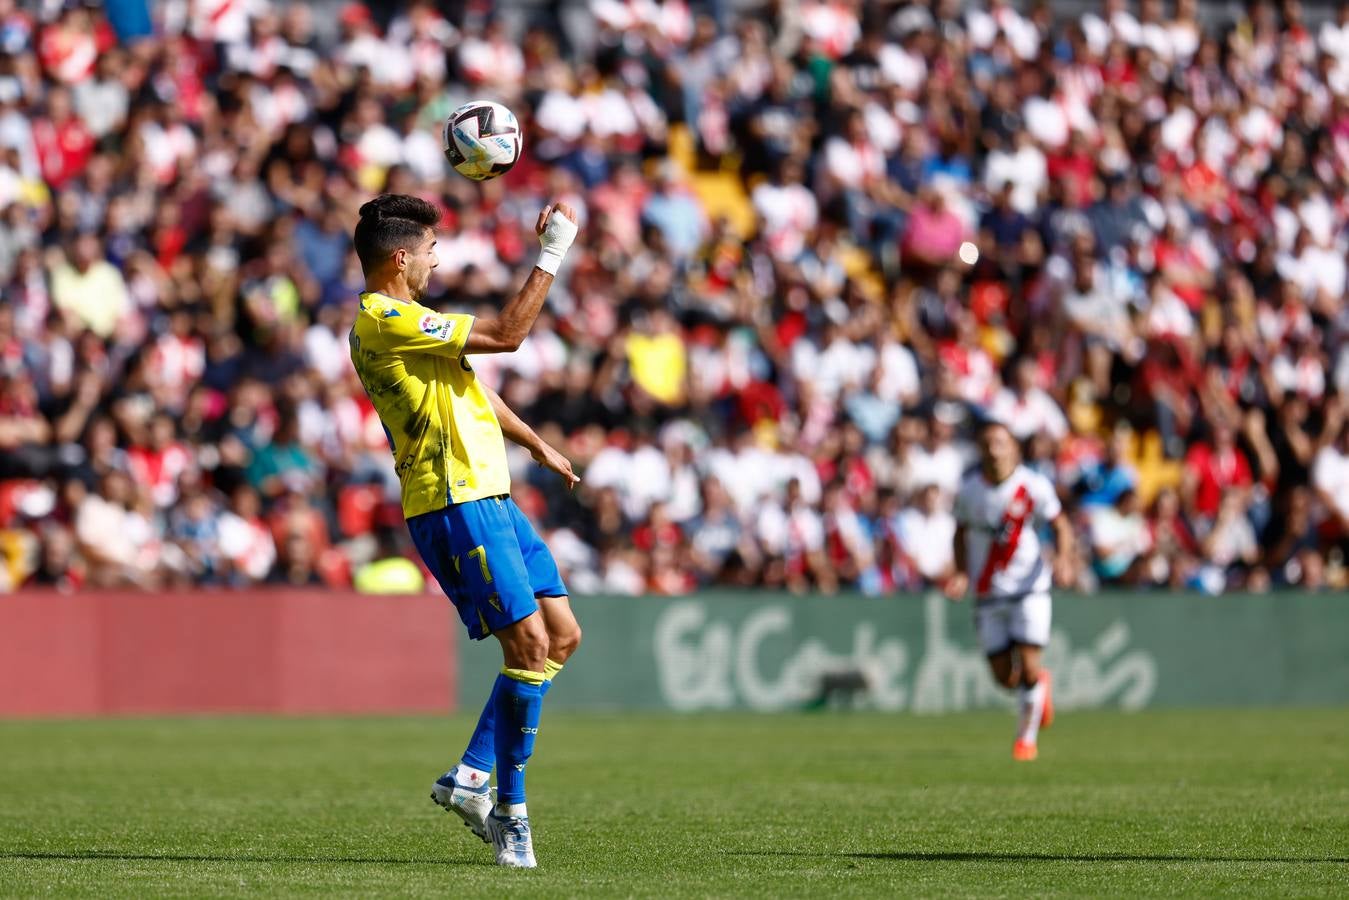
[955,465,1061,599]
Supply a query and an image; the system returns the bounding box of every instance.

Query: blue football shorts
[407,495,568,641]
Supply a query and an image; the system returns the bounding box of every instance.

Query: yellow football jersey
[348,291,510,517]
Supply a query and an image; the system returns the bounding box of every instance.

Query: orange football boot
[1039,670,1054,730]
[1012,739,1038,761]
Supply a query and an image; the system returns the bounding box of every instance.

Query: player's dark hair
[352,194,440,272]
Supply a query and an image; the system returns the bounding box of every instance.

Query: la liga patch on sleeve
[419,313,455,341]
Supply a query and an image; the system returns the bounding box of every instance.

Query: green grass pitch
[0,710,1346,897]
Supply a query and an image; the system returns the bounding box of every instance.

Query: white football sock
[454,763,491,789]
[496,801,527,818]
[1017,680,1046,744]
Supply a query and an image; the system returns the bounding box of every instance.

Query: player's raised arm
[464,203,579,354]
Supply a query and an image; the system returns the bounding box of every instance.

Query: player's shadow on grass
[1,850,493,867]
[728,850,1348,865]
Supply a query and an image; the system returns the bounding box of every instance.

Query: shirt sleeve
[1032,472,1064,523]
[365,307,474,360]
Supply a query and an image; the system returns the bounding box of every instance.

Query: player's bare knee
[521,630,550,672]
[994,664,1019,689]
[988,655,1018,689]
[502,616,550,672]
[549,622,582,662]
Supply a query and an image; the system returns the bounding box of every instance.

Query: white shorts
[974,592,1052,655]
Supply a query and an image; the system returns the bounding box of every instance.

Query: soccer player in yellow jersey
[348,194,580,868]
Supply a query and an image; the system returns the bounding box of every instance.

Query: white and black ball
[443,100,522,182]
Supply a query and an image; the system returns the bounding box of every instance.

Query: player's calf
[1011,643,1049,757]
[548,623,582,662]
[539,595,582,664]
[490,614,548,862]
[987,650,1020,690]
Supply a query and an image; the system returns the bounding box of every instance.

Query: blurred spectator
[217,485,277,584]
[1076,427,1139,508]
[74,471,157,587]
[989,356,1069,442]
[1,0,1347,598]
[353,526,426,594]
[1265,487,1324,589]
[1199,493,1266,593]
[49,234,129,338]
[893,482,955,587]
[1312,422,1349,534]
[642,163,708,262]
[1183,422,1253,526]
[1088,488,1150,584]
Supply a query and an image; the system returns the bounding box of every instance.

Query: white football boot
[430,767,493,843]
[487,810,537,868]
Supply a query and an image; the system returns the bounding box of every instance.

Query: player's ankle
[454,763,491,789]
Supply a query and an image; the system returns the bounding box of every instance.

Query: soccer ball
[443,100,522,182]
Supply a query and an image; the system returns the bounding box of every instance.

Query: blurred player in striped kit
[946,419,1078,761]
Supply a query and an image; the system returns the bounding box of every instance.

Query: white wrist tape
[536,210,578,276]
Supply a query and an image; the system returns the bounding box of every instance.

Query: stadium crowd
[2,0,1349,596]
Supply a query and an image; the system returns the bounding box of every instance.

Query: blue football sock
[494,668,545,806]
[460,660,563,774]
[459,676,501,774]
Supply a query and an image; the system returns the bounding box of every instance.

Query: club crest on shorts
[419,313,454,341]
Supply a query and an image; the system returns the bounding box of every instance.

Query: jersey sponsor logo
[382,308,401,318]
[519,727,538,734]
[419,313,455,341]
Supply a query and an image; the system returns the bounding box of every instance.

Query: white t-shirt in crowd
[1023,96,1069,149]
[1088,506,1150,568]
[752,181,818,261]
[908,443,966,501]
[896,507,956,580]
[988,388,1069,441]
[822,137,883,189]
[877,340,921,406]
[758,501,825,556]
[984,144,1047,214]
[1312,446,1349,524]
